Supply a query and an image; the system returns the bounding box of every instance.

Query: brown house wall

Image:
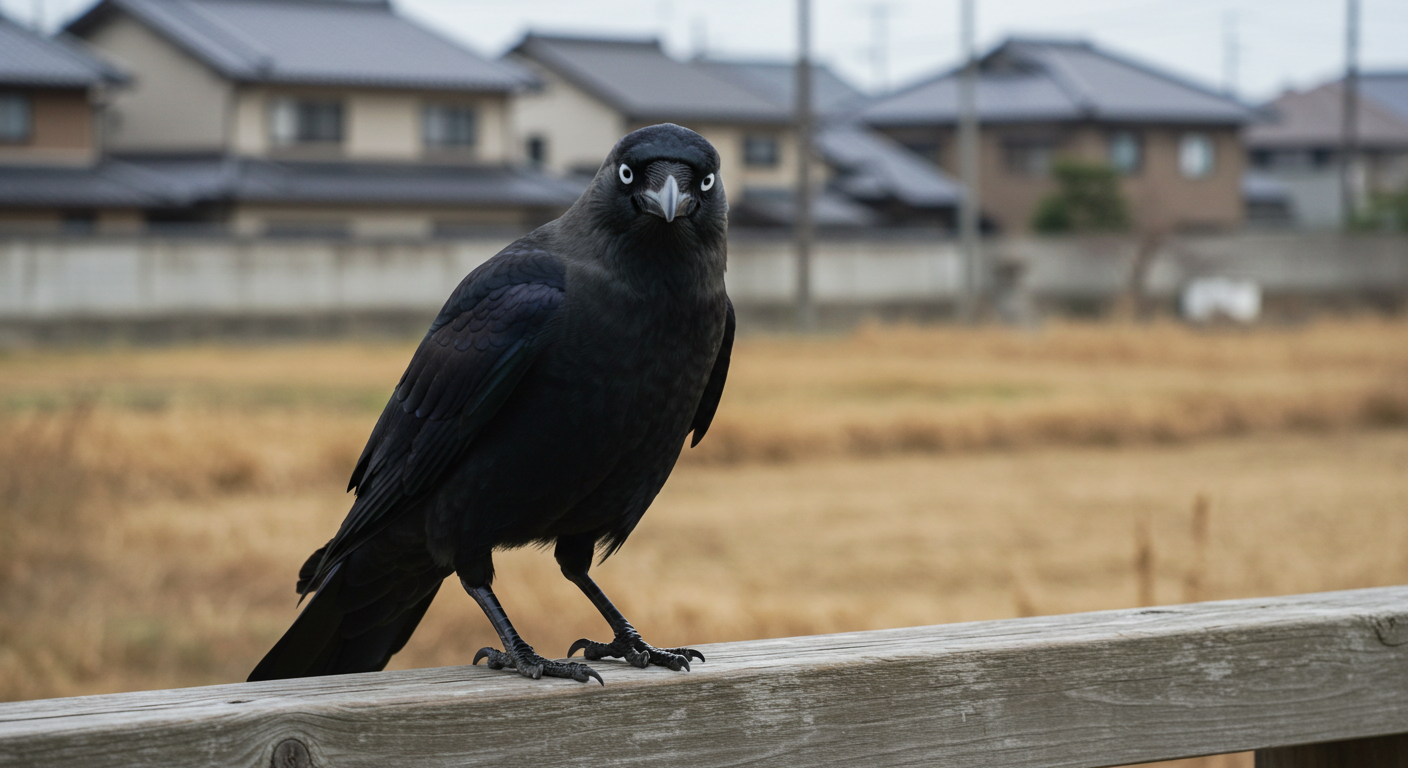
[881,122,1245,233]
[30,89,94,151]
[0,88,96,165]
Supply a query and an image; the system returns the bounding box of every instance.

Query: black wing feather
[689,296,735,447]
[310,247,566,592]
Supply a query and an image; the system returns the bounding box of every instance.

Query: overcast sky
[8,0,1408,103]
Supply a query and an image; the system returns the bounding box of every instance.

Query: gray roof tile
[0,15,125,87]
[695,59,869,118]
[863,38,1255,127]
[512,34,790,124]
[1361,73,1408,124]
[68,0,531,92]
[817,123,960,207]
[1247,81,1408,149]
[0,156,582,208]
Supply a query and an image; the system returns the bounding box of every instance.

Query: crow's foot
[567,632,704,671]
[473,646,603,685]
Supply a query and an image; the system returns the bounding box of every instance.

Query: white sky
[8,0,1408,103]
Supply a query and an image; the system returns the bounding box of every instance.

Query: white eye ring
[701,173,715,191]
[618,164,633,184]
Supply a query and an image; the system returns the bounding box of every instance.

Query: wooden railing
[2,586,1406,767]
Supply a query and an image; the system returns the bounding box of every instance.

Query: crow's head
[592,124,726,239]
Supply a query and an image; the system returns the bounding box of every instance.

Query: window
[1178,133,1215,178]
[269,98,344,145]
[0,93,31,143]
[1108,131,1142,174]
[743,134,780,167]
[423,104,477,148]
[526,135,546,168]
[1003,141,1053,176]
[264,219,349,238]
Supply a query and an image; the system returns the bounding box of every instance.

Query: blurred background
[1,1,1407,765]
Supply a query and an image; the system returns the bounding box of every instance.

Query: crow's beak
[640,173,694,223]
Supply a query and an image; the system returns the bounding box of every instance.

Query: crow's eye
[618,164,634,184]
[701,173,715,192]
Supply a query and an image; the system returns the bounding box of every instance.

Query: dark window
[1310,147,1334,168]
[60,210,97,235]
[0,93,31,143]
[743,134,780,167]
[1249,149,1272,169]
[423,104,477,148]
[526,135,546,168]
[1003,141,1053,176]
[270,98,343,145]
[264,220,349,238]
[1107,131,1142,174]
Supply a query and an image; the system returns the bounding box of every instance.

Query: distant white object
[1182,277,1261,323]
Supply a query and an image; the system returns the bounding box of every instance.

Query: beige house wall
[509,62,625,175]
[233,87,510,163]
[906,122,1245,233]
[0,88,97,165]
[85,14,232,152]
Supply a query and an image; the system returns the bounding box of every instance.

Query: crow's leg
[555,535,705,671]
[462,575,602,685]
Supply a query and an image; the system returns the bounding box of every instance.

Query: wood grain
[2,587,1407,768]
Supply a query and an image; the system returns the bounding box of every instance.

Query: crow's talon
[566,634,702,672]
[475,646,601,685]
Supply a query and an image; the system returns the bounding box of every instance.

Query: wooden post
[1257,733,1408,768]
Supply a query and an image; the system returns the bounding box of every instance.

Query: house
[505,33,959,228]
[1247,76,1408,229]
[0,13,144,233]
[860,38,1257,234]
[51,0,578,237]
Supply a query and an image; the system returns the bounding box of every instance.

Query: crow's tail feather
[248,563,441,682]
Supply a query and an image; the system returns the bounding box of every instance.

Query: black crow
[248,124,733,685]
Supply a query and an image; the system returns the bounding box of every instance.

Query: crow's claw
[474,646,602,685]
[566,633,702,672]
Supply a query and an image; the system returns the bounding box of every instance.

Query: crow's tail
[248,558,441,682]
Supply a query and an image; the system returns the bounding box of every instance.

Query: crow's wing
[689,296,735,447]
[305,247,566,591]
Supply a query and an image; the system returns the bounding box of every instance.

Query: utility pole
[795,0,815,331]
[957,0,981,323]
[1340,0,1360,229]
[870,4,890,93]
[1222,10,1239,98]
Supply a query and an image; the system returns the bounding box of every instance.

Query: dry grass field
[2,317,1407,767]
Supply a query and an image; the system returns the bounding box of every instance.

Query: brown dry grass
[2,318,1407,767]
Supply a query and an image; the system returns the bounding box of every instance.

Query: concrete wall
[85,14,233,153]
[1,233,1403,322]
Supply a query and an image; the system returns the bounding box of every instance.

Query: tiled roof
[511,34,791,124]
[1247,81,1408,149]
[0,156,582,208]
[863,38,1255,127]
[67,0,532,92]
[1361,72,1408,124]
[0,14,125,87]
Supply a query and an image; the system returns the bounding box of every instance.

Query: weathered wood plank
[1,587,1406,768]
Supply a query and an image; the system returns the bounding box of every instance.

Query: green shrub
[1031,159,1130,233]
